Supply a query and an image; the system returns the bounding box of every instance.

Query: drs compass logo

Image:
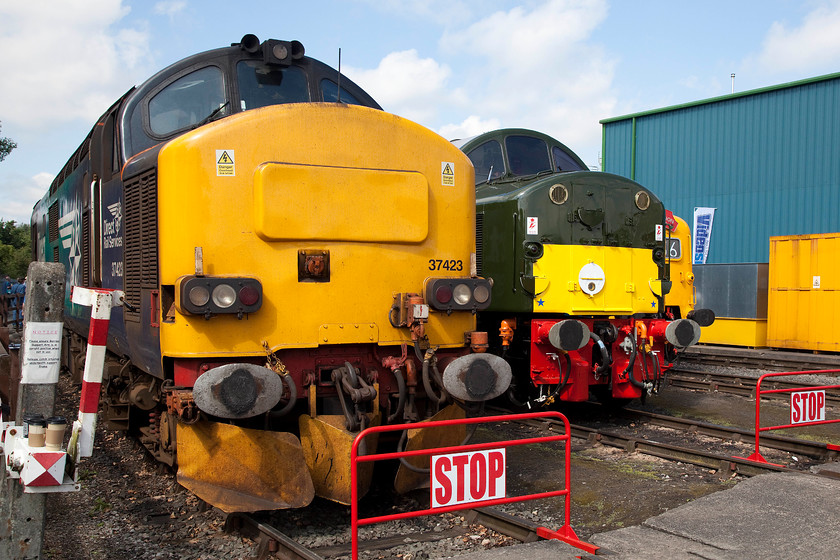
[103,201,124,278]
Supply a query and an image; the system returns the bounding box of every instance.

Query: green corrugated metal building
[600,72,840,263]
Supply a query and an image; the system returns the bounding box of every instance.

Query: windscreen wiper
[194,101,230,129]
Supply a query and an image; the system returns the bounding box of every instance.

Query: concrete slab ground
[592,467,840,559]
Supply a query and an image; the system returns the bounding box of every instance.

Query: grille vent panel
[123,170,158,320]
[49,202,59,242]
[475,212,484,276]
[82,210,90,286]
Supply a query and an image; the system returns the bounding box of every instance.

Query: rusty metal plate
[177,421,314,513]
[299,413,380,505]
[393,404,466,494]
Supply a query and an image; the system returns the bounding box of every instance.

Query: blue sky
[2,0,840,224]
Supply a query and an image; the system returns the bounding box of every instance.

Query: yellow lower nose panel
[393,404,466,494]
[299,413,381,505]
[533,244,658,314]
[177,421,315,512]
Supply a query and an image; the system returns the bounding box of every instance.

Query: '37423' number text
[429,259,463,271]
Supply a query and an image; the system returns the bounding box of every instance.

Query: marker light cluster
[425,278,492,312]
[179,276,262,317]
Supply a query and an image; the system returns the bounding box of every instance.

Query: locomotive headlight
[177,276,263,317]
[453,284,472,305]
[212,284,237,308]
[473,284,490,304]
[435,285,453,304]
[238,284,260,306]
[425,278,492,312]
[188,285,210,307]
[523,241,544,260]
[635,191,651,210]
[272,43,289,60]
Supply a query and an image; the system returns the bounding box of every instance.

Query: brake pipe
[387,368,406,423]
[69,287,124,458]
[590,332,611,375]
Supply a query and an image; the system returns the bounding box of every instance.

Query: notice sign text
[791,390,826,425]
[431,448,505,508]
[21,322,64,384]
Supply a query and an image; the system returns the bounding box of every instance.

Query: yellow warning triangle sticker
[218,151,234,164]
[442,163,453,175]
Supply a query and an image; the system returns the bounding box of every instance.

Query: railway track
[681,344,840,372]
[496,402,839,479]
[223,374,840,559]
[621,407,840,461]
[515,415,789,478]
[225,506,547,560]
[221,403,839,558]
[667,367,840,405]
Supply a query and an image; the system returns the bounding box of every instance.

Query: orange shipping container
[767,233,840,351]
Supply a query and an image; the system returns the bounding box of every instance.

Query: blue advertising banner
[693,207,716,264]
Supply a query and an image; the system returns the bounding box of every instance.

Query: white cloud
[441,0,607,66]
[756,1,840,73]
[438,115,502,142]
[154,1,187,18]
[343,50,456,123]
[0,172,53,224]
[436,0,615,167]
[348,0,615,167]
[0,1,153,129]
[358,0,475,26]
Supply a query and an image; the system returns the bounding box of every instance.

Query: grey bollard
[1,261,65,560]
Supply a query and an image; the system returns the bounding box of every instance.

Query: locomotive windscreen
[237,61,309,109]
[149,66,227,136]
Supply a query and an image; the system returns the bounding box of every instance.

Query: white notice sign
[21,322,64,384]
[431,448,506,508]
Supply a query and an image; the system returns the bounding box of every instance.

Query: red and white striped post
[69,287,123,458]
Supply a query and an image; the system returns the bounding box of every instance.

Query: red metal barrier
[738,370,840,465]
[350,411,597,558]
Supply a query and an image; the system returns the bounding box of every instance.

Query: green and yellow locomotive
[455,129,712,406]
[31,35,510,512]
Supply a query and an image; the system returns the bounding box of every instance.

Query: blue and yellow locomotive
[31,35,510,512]
[455,129,713,407]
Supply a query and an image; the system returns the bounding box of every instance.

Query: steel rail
[462,506,542,543]
[624,407,840,461]
[227,502,566,559]
[313,527,467,557]
[515,416,790,477]
[680,345,840,372]
[224,512,326,560]
[667,368,840,405]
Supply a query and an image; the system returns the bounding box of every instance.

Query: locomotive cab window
[149,66,226,137]
[320,79,362,105]
[237,61,309,110]
[505,135,551,177]
[552,145,586,172]
[467,140,504,185]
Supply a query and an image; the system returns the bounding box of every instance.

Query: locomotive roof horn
[239,34,261,54]
[237,34,305,65]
